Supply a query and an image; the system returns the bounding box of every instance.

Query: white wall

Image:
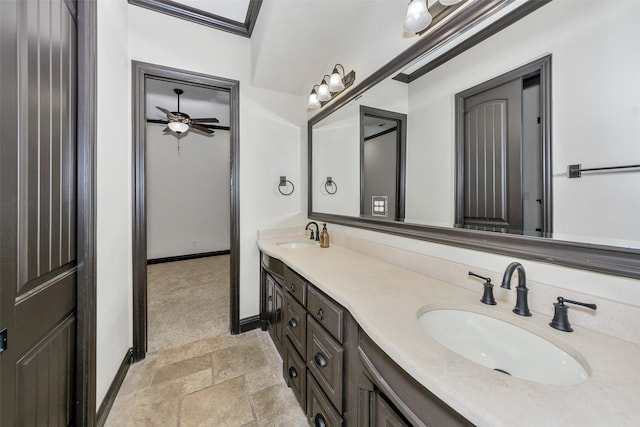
[96,0,132,407]
[96,1,307,408]
[146,125,230,259]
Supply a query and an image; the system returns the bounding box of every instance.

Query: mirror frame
[308,0,640,280]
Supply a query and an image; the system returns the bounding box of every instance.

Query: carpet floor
[147,255,230,354]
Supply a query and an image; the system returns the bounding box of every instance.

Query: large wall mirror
[309,0,640,279]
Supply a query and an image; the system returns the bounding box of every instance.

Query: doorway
[131,62,240,361]
[359,106,407,222]
[454,55,552,236]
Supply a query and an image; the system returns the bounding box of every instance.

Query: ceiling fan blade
[190,124,215,135]
[147,119,169,124]
[156,106,177,119]
[191,117,220,123]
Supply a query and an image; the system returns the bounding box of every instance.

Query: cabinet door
[274,282,284,350]
[374,393,410,427]
[266,273,284,354]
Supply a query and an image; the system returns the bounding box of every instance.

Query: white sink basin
[417,308,590,385]
[277,241,316,249]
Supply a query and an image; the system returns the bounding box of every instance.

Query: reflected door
[458,74,544,235]
[0,0,78,424]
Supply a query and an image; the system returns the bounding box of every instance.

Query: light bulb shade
[404,0,432,33]
[439,0,463,5]
[329,69,345,92]
[308,92,321,109]
[317,82,331,102]
[168,121,189,133]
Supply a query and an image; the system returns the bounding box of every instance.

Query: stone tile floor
[105,330,309,426]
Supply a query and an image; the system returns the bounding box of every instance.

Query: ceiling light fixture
[404,0,432,34]
[167,121,189,134]
[307,64,356,110]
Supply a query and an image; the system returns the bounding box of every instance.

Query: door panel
[462,78,523,233]
[1,0,78,424]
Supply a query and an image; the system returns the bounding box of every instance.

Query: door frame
[454,55,552,236]
[76,0,97,425]
[131,61,241,361]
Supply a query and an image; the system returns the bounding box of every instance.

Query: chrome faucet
[305,221,320,241]
[501,262,531,316]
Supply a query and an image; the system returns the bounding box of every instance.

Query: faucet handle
[309,230,315,240]
[549,296,597,332]
[468,271,497,305]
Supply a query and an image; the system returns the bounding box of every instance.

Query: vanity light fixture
[404,0,432,34]
[307,64,356,110]
[404,0,465,34]
[329,65,346,92]
[317,75,332,102]
[307,85,321,110]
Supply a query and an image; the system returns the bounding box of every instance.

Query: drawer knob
[288,318,298,328]
[314,413,327,427]
[288,366,298,379]
[316,308,324,320]
[314,352,328,368]
[290,283,296,292]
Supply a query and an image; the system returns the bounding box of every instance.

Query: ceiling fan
[148,88,219,135]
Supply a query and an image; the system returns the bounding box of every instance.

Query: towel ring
[324,178,337,195]
[278,176,294,196]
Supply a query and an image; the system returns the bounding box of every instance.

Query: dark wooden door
[0,0,78,424]
[461,78,523,233]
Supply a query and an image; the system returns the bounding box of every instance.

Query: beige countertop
[258,237,640,427]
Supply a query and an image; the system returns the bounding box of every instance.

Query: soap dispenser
[320,223,330,248]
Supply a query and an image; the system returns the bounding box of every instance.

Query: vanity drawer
[284,338,307,409]
[308,286,344,343]
[284,266,308,306]
[284,291,307,360]
[307,373,343,427]
[307,317,344,413]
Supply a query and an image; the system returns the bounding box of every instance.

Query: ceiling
[141,1,437,122]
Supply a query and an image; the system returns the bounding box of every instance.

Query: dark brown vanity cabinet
[357,332,474,427]
[261,254,285,356]
[282,265,349,426]
[260,253,472,427]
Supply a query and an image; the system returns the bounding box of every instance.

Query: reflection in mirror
[360,106,407,222]
[311,1,640,252]
[454,56,550,237]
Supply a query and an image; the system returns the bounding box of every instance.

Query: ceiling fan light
[317,82,331,102]
[168,122,189,134]
[439,0,463,6]
[329,67,345,92]
[404,0,432,34]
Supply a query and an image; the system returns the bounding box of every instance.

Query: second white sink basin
[277,241,316,249]
[417,307,590,385]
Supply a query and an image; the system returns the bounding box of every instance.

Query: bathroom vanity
[258,236,640,427]
[260,250,471,426]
